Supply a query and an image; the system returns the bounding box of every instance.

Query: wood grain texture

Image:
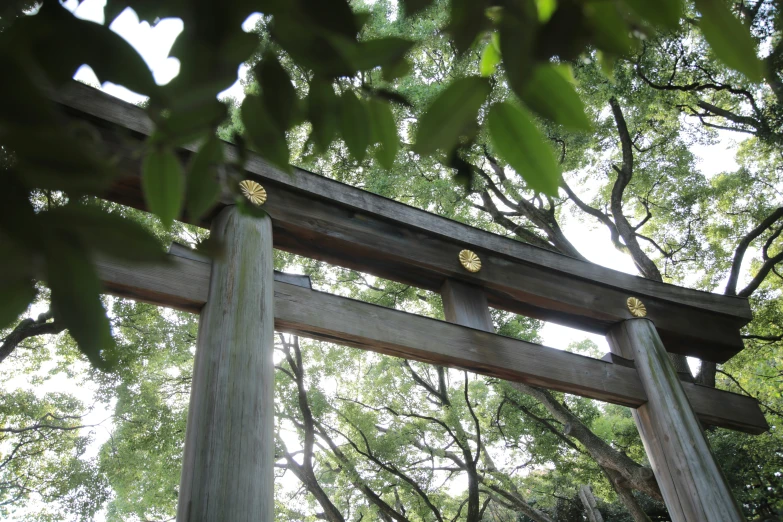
[607,319,746,522]
[94,252,768,434]
[52,81,752,362]
[176,207,275,522]
[441,279,494,332]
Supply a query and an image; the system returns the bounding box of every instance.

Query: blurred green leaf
[368,99,399,169]
[480,35,501,77]
[0,52,59,127]
[257,53,298,133]
[584,2,633,55]
[694,0,764,82]
[236,195,270,219]
[41,204,167,264]
[142,147,185,229]
[447,0,490,53]
[0,278,36,330]
[535,2,591,62]
[271,15,356,78]
[447,147,475,193]
[308,78,340,152]
[187,136,223,220]
[413,77,491,156]
[9,129,115,194]
[623,0,682,29]
[301,0,359,39]
[487,102,560,196]
[520,65,592,131]
[596,50,616,83]
[155,99,228,147]
[340,91,372,162]
[46,237,115,370]
[350,37,414,72]
[499,1,538,99]
[242,95,292,173]
[0,174,45,250]
[367,88,413,108]
[12,2,158,96]
[535,0,558,23]
[400,0,434,16]
[382,58,413,82]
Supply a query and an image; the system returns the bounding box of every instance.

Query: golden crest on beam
[239,180,267,206]
[458,249,482,273]
[627,297,647,317]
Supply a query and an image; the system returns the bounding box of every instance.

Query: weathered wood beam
[54,81,751,363]
[94,251,769,435]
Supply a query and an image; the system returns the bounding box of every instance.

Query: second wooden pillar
[607,318,743,522]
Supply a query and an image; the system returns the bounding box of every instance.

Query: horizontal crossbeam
[52,81,752,363]
[95,250,768,434]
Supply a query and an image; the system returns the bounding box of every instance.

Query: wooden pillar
[177,206,275,521]
[440,279,494,332]
[607,318,743,522]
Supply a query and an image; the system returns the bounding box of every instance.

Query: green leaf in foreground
[257,53,298,132]
[308,78,340,153]
[487,102,560,197]
[520,65,592,131]
[623,0,682,30]
[0,279,36,330]
[242,94,291,173]
[535,0,557,23]
[187,136,223,220]
[368,99,399,169]
[47,239,115,370]
[480,36,501,77]
[413,76,490,156]
[400,0,434,16]
[340,91,371,162]
[694,0,764,82]
[41,204,167,264]
[142,147,185,229]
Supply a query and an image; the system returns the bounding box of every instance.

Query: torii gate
[56,81,768,521]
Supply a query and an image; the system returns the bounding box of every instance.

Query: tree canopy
[2,0,783,521]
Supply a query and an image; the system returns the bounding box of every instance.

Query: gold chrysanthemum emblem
[458,249,482,273]
[627,297,647,317]
[239,180,267,206]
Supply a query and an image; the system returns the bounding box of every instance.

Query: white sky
[6,2,751,519]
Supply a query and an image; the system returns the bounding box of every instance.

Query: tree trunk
[578,485,604,522]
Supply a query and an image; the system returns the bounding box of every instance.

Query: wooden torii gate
[55,81,768,521]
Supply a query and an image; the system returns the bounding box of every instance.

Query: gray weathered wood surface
[607,319,745,522]
[176,207,275,521]
[94,251,768,434]
[441,279,494,332]
[54,80,751,363]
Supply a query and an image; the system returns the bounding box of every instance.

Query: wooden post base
[607,319,744,522]
[176,206,275,521]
